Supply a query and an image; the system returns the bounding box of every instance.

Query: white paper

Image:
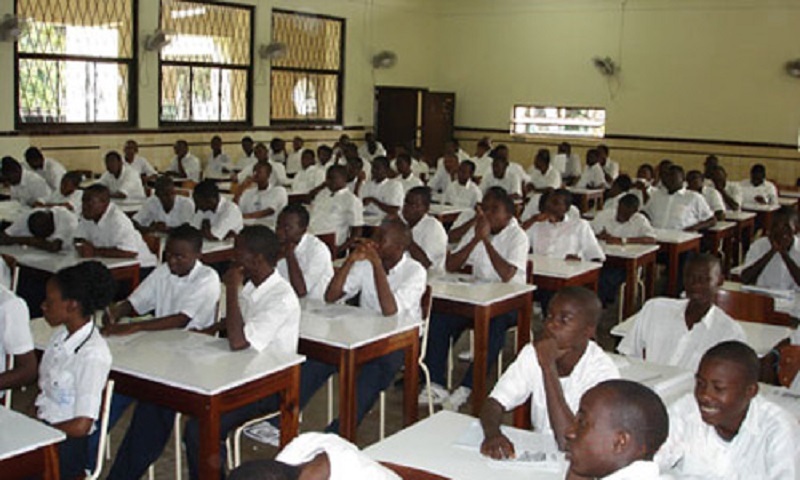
[453,421,565,471]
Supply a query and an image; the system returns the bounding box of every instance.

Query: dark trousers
[425,311,517,389]
[59,435,89,480]
[87,393,135,472]
[106,401,177,480]
[598,266,627,307]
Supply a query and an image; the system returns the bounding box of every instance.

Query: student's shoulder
[752,395,798,438]
[640,297,686,317]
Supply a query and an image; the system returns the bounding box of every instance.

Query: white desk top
[601,242,660,259]
[612,354,695,404]
[722,281,800,319]
[300,299,421,349]
[778,197,797,206]
[0,407,65,462]
[428,204,468,218]
[653,228,702,244]
[780,191,800,199]
[0,244,139,273]
[706,220,736,232]
[365,411,567,480]
[428,273,536,307]
[566,187,604,195]
[111,198,145,214]
[724,210,757,221]
[0,201,28,223]
[742,203,781,212]
[203,239,235,255]
[530,254,602,279]
[362,212,383,227]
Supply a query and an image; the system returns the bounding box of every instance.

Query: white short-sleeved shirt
[30,158,66,192]
[553,153,582,178]
[239,271,301,353]
[699,185,725,214]
[285,151,303,176]
[190,197,244,241]
[360,178,404,218]
[239,186,288,221]
[397,173,423,193]
[528,218,606,262]
[743,236,800,291]
[11,169,51,206]
[576,163,607,189]
[358,143,387,162]
[310,188,364,246]
[490,341,619,434]
[428,168,455,194]
[455,218,529,284]
[617,298,746,371]
[98,165,145,199]
[36,322,111,427]
[520,194,581,224]
[292,165,325,194]
[204,153,232,177]
[591,210,656,239]
[739,180,778,206]
[481,170,522,197]
[76,203,157,268]
[720,183,743,211]
[0,285,33,378]
[408,214,448,274]
[6,206,77,250]
[126,155,157,177]
[509,162,531,184]
[444,180,482,209]
[128,262,220,331]
[133,195,195,229]
[44,189,82,213]
[341,253,426,320]
[239,160,290,188]
[168,154,202,182]
[602,461,664,480]
[277,233,334,301]
[602,159,619,181]
[643,189,713,231]
[472,154,493,179]
[277,433,400,480]
[528,165,562,190]
[656,394,798,480]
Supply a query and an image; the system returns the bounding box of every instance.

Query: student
[687,169,724,221]
[597,144,619,184]
[564,380,670,480]
[643,165,716,231]
[636,163,655,187]
[428,152,459,194]
[0,281,36,406]
[316,144,336,174]
[481,152,522,199]
[36,171,83,212]
[333,134,352,161]
[268,137,288,165]
[285,136,305,176]
[656,341,798,479]
[345,156,367,196]
[528,189,606,262]
[480,287,619,455]
[395,153,423,193]
[471,137,494,179]
[447,186,509,244]
[97,150,146,199]
[402,187,448,273]
[132,176,195,233]
[235,162,288,225]
[618,254,746,370]
[2,155,51,206]
[527,148,562,192]
[291,149,325,194]
[493,144,531,187]
[652,159,673,190]
[703,154,720,181]
[236,136,257,173]
[740,164,778,206]
[190,180,244,241]
[24,146,65,192]
[123,140,158,179]
[444,159,482,208]
[37,261,116,479]
[741,205,800,290]
[601,174,638,214]
[236,142,268,184]
[519,189,581,231]
[308,165,363,253]
[204,135,232,177]
[1,207,77,252]
[424,188,529,408]
[360,156,405,220]
[167,140,201,182]
[709,166,743,211]
[575,149,607,189]
[553,141,582,185]
[358,132,387,162]
[75,184,158,270]
[275,204,334,301]
[592,194,656,245]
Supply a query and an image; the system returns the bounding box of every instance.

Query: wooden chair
[316,232,337,260]
[714,289,792,326]
[2,254,19,293]
[778,344,800,389]
[86,379,115,480]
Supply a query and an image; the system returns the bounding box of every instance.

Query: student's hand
[152,221,168,233]
[363,197,375,206]
[755,195,767,205]
[565,254,582,261]
[222,263,245,289]
[535,336,569,369]
[604,235,623,245]
[282,241,297,258]
[475,211,491,240]
[480,433,516,460]
[349,239,380,265]
[102,323,139,337]
[76,242,95,258]
[358,171,366,182]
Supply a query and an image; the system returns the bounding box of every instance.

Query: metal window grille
[511,105,606,138]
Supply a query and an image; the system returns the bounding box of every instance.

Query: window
[16,0,135,128]
[159,0,253,124]
[511,106,606,138]
[270,10,344,124]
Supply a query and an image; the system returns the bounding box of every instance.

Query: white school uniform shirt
[76,203,157,268]
[481,170,522,196]
[30,158,66,191]
[36,321,111,428]
[126,155,157,177]
[528,217,606,262]
[617,298,746,371]
[238,185,288,222]
[235,153,257,173]
[743,236,800,291]
[190,197,243,240]
[237,160,289,188]
[285,150,303,176]
[277,433,400,480]
[444,180,482,208]
[6,206,77,250]
[358,142,387,162]
[576,163,607,189]
[643,188,713,231]
[11,169,51,206]
[490,341,619,435]
[291,165,325,194]
[472,153,493,179]
[44,189,82,212]
[520,194,581,223]
[591,210,656,239]
[341,253,426,320]
[700,185,725,214]
[739,179,778,206]
[168,154,202,182]
[719,182,743,210]
[360,178,404,218]
[204,152,232,177]
[128,261,220,331]
[509,162,531,184]
[0,284,33,382]
[269,150,287,165]
[602,159,619,181]
[455,218,529,284]
[97,164,146,199]
[309,188,364,247]
[240,271,301,353]
[527,165,562,190]
[428,167,455,193]
[410,158,428,178]
[602,461,665,480]
[656,394,798,480]
[397,173,423,193]
[277,233,334,302]
[132,195,195,229]
[553,153,582,178]
[408,214,447,274]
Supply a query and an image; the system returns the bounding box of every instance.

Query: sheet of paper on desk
[741,285,795,300]
[306,303,355,320]
[453,420,564,471]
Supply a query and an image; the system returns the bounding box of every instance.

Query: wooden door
[422,92,456,167]
[374,87,423,156]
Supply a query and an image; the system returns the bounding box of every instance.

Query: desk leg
[279,365,301,447]
[645,260,656,300]
[471,306,490,416]
[623,261,637,318]
[338,350,358,442]
[403,335,420,428]
[198,400,222,480]
[43,444,60,480]
[512,294,533,429]
[667,246,679,297]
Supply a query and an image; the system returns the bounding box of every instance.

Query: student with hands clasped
[741,206,800,291]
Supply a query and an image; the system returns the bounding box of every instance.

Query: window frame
[269,8,346,127]
[158,0,255,128]
[510,104,607,139]
[13,0,139,132]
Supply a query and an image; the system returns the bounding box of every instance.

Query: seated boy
[424,188,529,408]
[1,155,51,206]
[519,189,581,231]
[166,139,201,182]
[618,254,746,370]
[308,165,364,254]
[575,149,607,189]
[132,176,195,233]
[444,159,483,209]
[528,189,606,263]
[235,161,288,225]
[565,380,670,480]
[527,148,562,192]
[480,287,619,456]
[24,146,66,192]
[204,135,232,177]
[708,166,743,212]
[687,169,724,221]
[0,282,36,407]
[395,153,423,193]
[656,341,798,479]
[741,205,800,290]
[35,171,83,212]
[481,153,522,199]
[553,142,582,185]
[123,140,158,179]
[97,150,146,199]
[643,165,715,231]
[739,163,778,206]
[0,206,77,252]
[448,186,507,244]
[190,179,244,241]
[291,149,325,194]
[429,152,459,194]
[401,187,448,273]
[275,204,334,301]
[360,156,404,220]
[345,156,367,196]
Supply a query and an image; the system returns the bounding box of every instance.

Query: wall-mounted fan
[144,29,172,52]
[372,51,398,69]
[259,42,288,61]
[592,56,620,77]
[0,14,27,42]
[785,59,800,78]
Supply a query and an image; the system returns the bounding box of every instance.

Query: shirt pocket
[48,369,76,408]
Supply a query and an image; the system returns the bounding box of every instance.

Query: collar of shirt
[95,202,118,226]
[386,252,411,277]
[493,217,522,241]
[173,260,202,284]
[602,460,660,479]
[244,270,282,304]
[53,321,96,356]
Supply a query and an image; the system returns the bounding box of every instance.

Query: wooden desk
[601,243,660,317]
[720,281,798,326]
[0,407,64,480]
[111,198,145,216]
[654,229,702,297]
[529,254,603,292]
[298,300,422,442]
[201,239,235,265]
[0,201,28,224]
[743,203,780,235]
[725,210,756,265]
[566,187,604,213]
[702,221,736,274]
[428,204,468,225]
[428,274,535,415]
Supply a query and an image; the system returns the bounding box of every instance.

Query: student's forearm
[28,237,61,253]
[521,217,539,231]
[446,238,479,272]
[741,250,776,285]
[448,219,475,243]
[325,260,354,303]
[479,397,505,438]
[52,417,94,437]
[133,314,191,332]
[225,289,249,350]
[541,363,575,450]
[779,252,800,287]
[408,241,432,268]
[370,199,399,216]
[483,239,517,282]
[371,261,398,316]
[93,247,137,258]
[108,300,135,323]
[720,190,739,210]
[685,217,716,231]
[286,252,308,297]
[0,351,36,391]
[242,208,275,219]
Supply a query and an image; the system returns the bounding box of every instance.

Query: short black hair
[84,183,111,201]
[637,164,654,176]
[327,164,347,181]
[52,261,117,317]
[279,203,310,229]
[105,150,123,163]
[317,145,333,156]
[228,460,300,480]
[193,180,220,201]
[668,164,685,177]
[684,252,721,275]
[613,174,632,192]
[406,186,431,208]
[381,218,412,249]
[61,171,83,187]
[24,147,44,161]
[168,224,203,253]
[461,159,476,174]
[372,156,390,169]
[28,210,55,239]
[1,156,21,174]
[154,175,175,194]
[396,153,411,164]
[701,340,760,384]
[618,193,641,210]
[301,149,315,159]
[477,137,491,149]
[597,144,610,155]
[535,149,550,165]
[211,135,222,142]
[486,186,515,216]
[586,148,600,163]
[751,164,766,175]
[238,225,280,266]
[686,170,703,183]
[550,188,574,207]
[175,139,188,148]
[553,286,602,326]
